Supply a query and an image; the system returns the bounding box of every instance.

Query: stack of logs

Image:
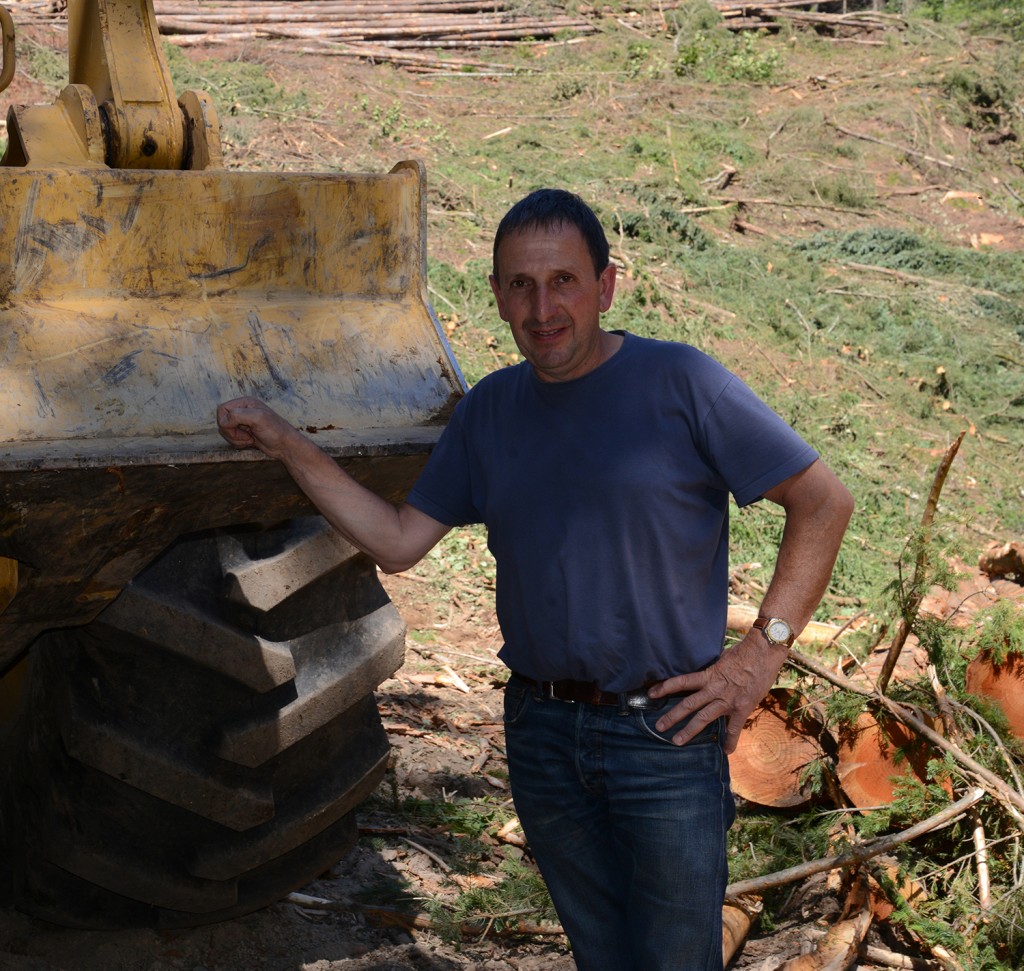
[1,0,908,68]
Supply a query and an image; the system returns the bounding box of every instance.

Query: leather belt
[512,673,690,710]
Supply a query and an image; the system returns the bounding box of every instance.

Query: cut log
[835,710,948,810]
[965,651,1024,738]
[722,898,760,966]
[732,687,830,808]
[979,541,1024,581]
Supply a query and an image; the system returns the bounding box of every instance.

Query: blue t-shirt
[406,333,817,691]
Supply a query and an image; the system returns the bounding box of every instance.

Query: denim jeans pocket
[634,709,723,747]
[503,676,532,727]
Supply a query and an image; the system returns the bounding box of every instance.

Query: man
[218,188,853,971]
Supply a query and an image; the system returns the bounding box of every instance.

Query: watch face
[766,619,792,643]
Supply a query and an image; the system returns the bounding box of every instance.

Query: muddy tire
[0,517,404,928]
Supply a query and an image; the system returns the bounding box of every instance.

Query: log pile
[1,0,599,71]
[714,2,907,36]
[152,1,597,52]
[0,0,909,71]
[591,0,904,36]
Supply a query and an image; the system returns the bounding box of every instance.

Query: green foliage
[813,174,875,210]
[973,599,1024,663]
[18,38,66,90]
[728,811,835,886]
[423,525,497,590]
[852,775,953,839]
[823,688,869,732]
[727,31,784,82]
[889,527,966,618]
[616,204,709,251]
[793,228,1024,444]
[668,0,724,34]
[943,65,1022,132]
[428,856,558,945]
[935,0,1024,38]
[163,44,309,117]
[384,793,514,841]
[623,41,666,80]
[674,29,783,83]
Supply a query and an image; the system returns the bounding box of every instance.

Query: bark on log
[731,687,829,808]
[722,898,760,966]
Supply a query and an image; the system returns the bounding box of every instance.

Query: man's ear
[599,263,617,313]
[489,273,509,322]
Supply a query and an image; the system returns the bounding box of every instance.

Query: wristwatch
[752,615,796,648]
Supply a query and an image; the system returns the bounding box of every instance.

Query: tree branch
[725,787,985,899]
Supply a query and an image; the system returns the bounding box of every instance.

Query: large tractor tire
[0,517,404,928]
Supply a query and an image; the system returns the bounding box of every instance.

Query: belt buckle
[539,680,567,702]
[624,689,651,710]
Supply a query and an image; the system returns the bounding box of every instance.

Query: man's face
[489,223,616,383]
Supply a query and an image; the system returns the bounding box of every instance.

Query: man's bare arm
[648,458,854,752]
[217,397,451,573]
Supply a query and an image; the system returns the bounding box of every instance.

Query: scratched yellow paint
[0,162,462,443]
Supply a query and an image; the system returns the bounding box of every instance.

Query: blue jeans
[504,675,735,971]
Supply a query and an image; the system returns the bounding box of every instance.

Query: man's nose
[533,285,556,322]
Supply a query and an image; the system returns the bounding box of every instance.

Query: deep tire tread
[0,517,403,928]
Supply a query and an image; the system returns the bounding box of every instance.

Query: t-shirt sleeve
[406,406,482,527]
[701,374,819,507]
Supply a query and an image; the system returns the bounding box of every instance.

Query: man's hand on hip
[647,635,789,754]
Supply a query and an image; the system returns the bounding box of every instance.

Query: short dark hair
[492,188,610,281]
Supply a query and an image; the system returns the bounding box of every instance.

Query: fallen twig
[825,120,971,174]
[863,943,943,969]
[837,262,1012,301]
[403,836,452,872]
[725,787,986,899]
[714,194,875,215]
